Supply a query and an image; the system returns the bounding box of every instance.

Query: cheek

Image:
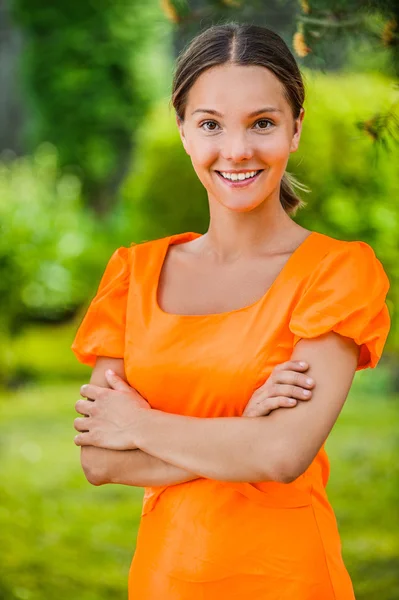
[189,158,213,189]
[259,135,291,163]
[190,141,218,168]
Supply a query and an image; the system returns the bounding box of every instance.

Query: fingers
[273,360,309,373]
[74,416,90,432]
[270,383,312,401]
[74,432,93,447]
[75,398,94,416]
[244,359,315,417]
[105,369,131,391]
[80,383,103,399]
[80,373,133,401]
[245,383,313,417]
[273,370,314,390]
[243,395,297,417]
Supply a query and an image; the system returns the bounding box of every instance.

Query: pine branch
[297,15,366,28]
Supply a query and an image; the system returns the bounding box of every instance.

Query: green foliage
[295,0,399,76]
[0,141,144,384]
[9,322,92,383]
[0,143,126,384]
[10,0,170,212]
[294,71,399,351]
[0,378,397,599]
[0,143,94,332]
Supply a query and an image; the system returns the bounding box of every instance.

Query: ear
[176,114,190,155]
[290,107,305,153]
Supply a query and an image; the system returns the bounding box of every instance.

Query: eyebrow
[191,107,283,117]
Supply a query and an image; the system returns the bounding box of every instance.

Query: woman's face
[177,63,304,213]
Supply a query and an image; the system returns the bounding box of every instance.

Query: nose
[220,131,254,163]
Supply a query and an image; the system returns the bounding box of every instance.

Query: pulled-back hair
[171,23,309,215]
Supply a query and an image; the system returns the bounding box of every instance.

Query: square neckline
[153,230,318,319]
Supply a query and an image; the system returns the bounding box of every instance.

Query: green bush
[0,140,144,325]
[0,143,121,383]
[0,144,94,331]
[10,0,172,212]
[295,71,399,352]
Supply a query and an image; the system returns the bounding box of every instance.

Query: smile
[215,170,263,188]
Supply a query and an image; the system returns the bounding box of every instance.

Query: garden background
[1,0,398,598]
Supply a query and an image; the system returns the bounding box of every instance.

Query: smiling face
[176,63,304,213]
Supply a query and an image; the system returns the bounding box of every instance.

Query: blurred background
[1,0,398,598]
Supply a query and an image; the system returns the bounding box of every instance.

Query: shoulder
[313,231,377,258]
[104,245,132,274]
[289,234,390,370]
[97,245,138,290]
[129,234,170,253]
[310,233,388,288]
[107,234,170,264]
[125,233,178,259]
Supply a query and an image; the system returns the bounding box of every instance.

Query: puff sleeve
[71,247,131,367]
[289,241,391,370]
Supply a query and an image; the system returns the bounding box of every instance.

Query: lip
[215,170,263,188]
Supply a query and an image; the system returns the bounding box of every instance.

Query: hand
[242,361,314,417]
[74,369,150,450]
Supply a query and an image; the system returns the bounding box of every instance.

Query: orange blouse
[72,230,390,600]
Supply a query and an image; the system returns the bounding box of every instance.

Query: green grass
[0,383,143,600]
[326,371,399,599]
[0,373,398,599]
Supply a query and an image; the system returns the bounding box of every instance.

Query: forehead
[186,63,288,114]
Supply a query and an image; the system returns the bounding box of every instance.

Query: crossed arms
[78,331,359,487]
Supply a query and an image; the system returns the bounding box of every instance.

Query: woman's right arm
[82,446,199,487]
[79,357,200,487]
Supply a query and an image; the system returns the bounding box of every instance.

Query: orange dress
[71,230,390,600]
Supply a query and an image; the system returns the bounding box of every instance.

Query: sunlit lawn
[325,374,399,599]
[0,382,142,600]
[0,366,398,599]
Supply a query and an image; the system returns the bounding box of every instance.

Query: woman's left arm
[75,330,359,483]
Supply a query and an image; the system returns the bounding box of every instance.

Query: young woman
[72,23,390,599]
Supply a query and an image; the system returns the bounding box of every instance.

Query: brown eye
[255,119,274,130]
[200,120,219,132]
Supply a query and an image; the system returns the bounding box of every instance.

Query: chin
[218,197,265,213]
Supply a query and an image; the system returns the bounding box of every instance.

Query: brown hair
[171,22,309,215]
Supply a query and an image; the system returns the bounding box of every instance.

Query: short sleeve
[289,241,391,370]
[71,247,131,367]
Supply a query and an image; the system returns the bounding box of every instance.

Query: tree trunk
[0,0,26,154]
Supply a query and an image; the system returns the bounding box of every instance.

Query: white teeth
[219,170,259,181]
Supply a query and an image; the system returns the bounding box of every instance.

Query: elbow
[276,470,301,484]
[84,466,107,486]
[81,448,108,486]
[265,455,305,484]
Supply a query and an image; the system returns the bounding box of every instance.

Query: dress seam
[310,487,337,600]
